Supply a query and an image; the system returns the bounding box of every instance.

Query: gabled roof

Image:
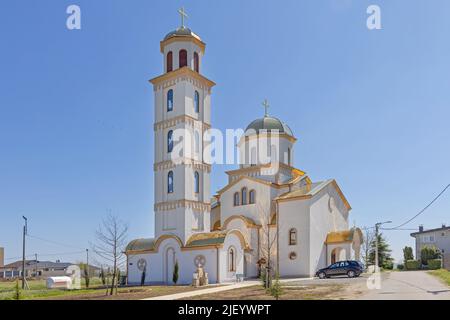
[275,179,351,210]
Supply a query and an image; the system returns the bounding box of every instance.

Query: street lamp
[374,221,392,272]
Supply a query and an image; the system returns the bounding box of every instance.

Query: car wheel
[347,270,356,278]
[318,272,326,279]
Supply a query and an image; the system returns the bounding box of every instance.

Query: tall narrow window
[167,89,173,112]
[194,171,200,194]
[168,171,174,193]
[194,52,199,72]
[287,147,291,166]
[166,51,173,72]
[194,131,200,154]
[289,228,297,245]
[194,91,200,113]
[249,190,255,204]
[179,49,187,68]
[241,187,247,205]
[228,247,236,272]
[167,130,173,153]
[233,192,240,206]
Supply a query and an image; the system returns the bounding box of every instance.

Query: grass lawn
[0,278,216,300]
[184,283,352,300]
[429,269,450,286]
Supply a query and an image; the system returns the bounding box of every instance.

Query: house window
[249,190,255,204]
[289,228,297,245]
[179,49,187,68]
[167,89,174,112]
[194,52,199,72]
[167,51,173,72]
[194,171,199,193]
[168,171,174,193]
[194,91,200,113]
[241,188,247,205]
[228,247,236,272]
[233,192,240,206]
[167,130,174,153]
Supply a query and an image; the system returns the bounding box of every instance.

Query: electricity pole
[86,248,89,286]
[374,221,391,272]
[21,216,28,289]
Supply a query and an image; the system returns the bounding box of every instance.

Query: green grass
[0,278,106,300]
[429,269,450,286]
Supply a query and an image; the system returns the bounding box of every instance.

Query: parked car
[316,260,364,279]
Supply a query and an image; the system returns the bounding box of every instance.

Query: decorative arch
[249,189,256,204]
[154,234,184,252]
[222,215,260,230]
[226,229,251,250]
[233,192,240,206]
[166,51,173,72]
[179,49,187,68]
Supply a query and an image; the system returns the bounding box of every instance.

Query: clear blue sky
[1,0,449,265]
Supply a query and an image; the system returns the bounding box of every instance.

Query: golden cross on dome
[178,7,188,28]
[262,99,270,117]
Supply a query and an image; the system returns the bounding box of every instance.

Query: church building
[125,10,363,285]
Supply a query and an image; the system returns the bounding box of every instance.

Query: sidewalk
[142,277,315,300]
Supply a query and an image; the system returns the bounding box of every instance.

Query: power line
[27,234,85,250]
[384,184,450,230]
[5,251,86,262]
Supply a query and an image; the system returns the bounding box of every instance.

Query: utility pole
[21,216,27,289]
[374,221,391,272]
[35,253,38,278]
[86,248,89,283]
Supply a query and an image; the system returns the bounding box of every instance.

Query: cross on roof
[262,99,270,117]
[178,7,188,28]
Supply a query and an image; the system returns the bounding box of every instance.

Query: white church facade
[125,14,363,285]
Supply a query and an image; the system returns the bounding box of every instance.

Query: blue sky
[0,0,449,265]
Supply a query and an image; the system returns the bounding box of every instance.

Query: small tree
[420,245,441,265]
[140,270,146,286]
[82,264,90,288]
[13,279,22,300]
[100,266,106,286]
[172,261,179,285]
[368,233,393,268]
[403,246,414,265]
[268,273,283,300]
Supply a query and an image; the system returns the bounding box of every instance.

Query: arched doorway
[165,247,176,284]
[331,247,345,264]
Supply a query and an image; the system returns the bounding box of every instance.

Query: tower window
[194,91,200,113]
[167,130,173,153]
[289,228,297,246]
[194,131,200,154]
[167,89,174,112]
[167,51,173,72]
[194,52,199,72]
[179,49,187,68]
[168,171,174,193]
[249,190,255,204]
[194,171,200,193]
[233,192,240,206]
[287,147,291,166]
[241,187,247,205]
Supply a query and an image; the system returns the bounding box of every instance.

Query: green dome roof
[164,27,201,41]
[245,116,294,137]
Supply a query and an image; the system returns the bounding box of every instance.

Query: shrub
[383,261,394,270]
[421,246,440,265]
[268,273,283,300]
[397,264,404,270]
[172,261,179,285]
[406,260,420,270]
[428,259,442,270]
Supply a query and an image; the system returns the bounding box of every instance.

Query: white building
[125,16,363,285]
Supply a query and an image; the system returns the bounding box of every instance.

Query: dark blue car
[316,260,364,279]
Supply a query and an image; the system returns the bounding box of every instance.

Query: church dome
[245,116,294,137]
[164,27,201,41]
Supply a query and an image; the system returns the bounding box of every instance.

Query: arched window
[166,51,173,72]
[194,171,199,194]
[289,228,297,246]
[287,147,291,166]
[241,187,247,205]
[167,130,173,153]
[228,247,236,272]
[168,171,174,193]
[194,52,199,72]
[194,131,200,154]
[167,89,173,112]
[179,49,187,68]
[233,192,240,206]
[194,91,200,113]
[249,190,255,204]
[250,147,257,166]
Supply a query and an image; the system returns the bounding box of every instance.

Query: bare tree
[92,214,128,295]
[256,200,279,289]
[361,227,375,269]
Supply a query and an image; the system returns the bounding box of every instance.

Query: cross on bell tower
[178,7,188,28]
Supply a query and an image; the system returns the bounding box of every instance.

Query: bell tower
[150,9,215,244]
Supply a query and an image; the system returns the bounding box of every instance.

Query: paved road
[359,271,450,300]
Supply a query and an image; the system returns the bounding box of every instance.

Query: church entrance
[165,247,176,284]
[331,247,345,264]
